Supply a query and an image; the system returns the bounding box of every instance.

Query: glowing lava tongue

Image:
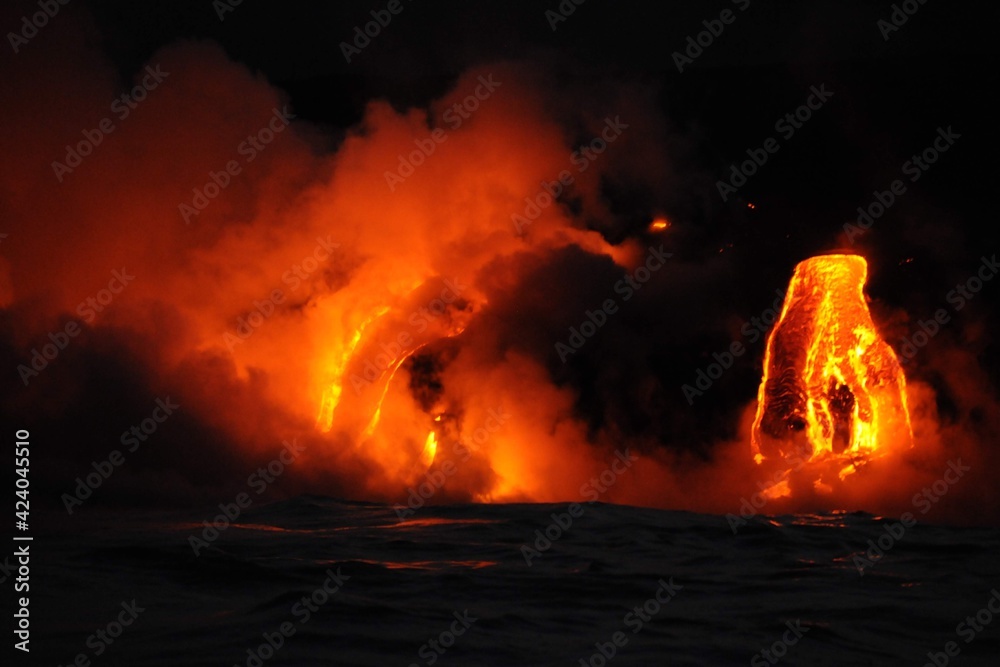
[751,254,913,489]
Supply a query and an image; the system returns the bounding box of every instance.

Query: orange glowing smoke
[751,254,913,492]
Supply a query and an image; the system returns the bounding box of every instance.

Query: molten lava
[751,254,913,490]
[420,431,438,467]
[649,217,670,232]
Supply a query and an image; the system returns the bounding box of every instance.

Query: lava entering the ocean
[751,254,913,495]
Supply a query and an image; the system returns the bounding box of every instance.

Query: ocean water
[29,497,1000,666]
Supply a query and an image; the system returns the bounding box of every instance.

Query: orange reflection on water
[354,558,497,570]
[380,517,503,529]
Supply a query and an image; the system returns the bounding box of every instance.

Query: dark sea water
[29,498,1000,666]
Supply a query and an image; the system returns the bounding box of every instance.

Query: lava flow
[312,277,478,484]
[751,254,914,496]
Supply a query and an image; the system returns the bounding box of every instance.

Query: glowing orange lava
[751,254,913,490]
[420,431,438,467]
[315,307,390,432]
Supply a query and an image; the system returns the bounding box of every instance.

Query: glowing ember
[751,254,913,487]
[649,217,670,232]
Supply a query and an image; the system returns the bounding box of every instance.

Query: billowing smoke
[2,7,997,524]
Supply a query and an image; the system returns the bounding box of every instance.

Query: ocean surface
[29,497,1000,666]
